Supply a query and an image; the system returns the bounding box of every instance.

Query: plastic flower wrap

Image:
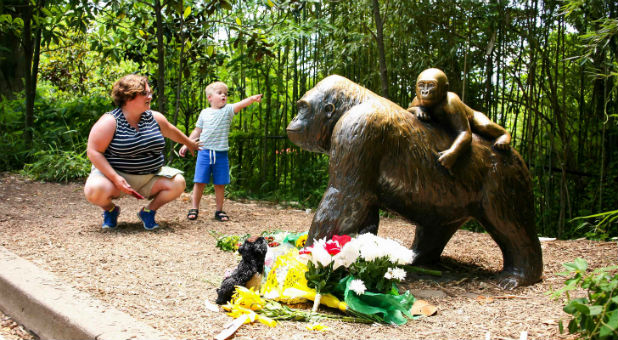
[261,248,347,311]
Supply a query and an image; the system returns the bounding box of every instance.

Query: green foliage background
[0,0,616,239]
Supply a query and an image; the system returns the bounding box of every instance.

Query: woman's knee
[84,178,115,203]
[169,175,186,196]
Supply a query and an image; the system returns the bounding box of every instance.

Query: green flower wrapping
[336,275,417,325]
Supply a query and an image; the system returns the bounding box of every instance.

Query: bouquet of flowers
[299,233,417,324]
[300,235,351,311]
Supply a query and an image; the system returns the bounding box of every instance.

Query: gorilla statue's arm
[307,104,382,243]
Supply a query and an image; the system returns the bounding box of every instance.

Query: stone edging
[0,246,172,340]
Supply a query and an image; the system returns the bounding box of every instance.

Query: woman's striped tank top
[103,108,165,174]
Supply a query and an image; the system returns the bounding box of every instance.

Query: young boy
[179,81,262,221]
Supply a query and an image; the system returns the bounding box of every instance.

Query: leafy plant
[305,261,347,295]
[21,147,91,182]
[209,230,250,252]
[571,210,618,241]
[551,258,618,339]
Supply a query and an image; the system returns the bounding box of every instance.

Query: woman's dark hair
[111,74,148,107]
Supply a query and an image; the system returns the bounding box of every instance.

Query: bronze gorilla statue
[286,75,542,289]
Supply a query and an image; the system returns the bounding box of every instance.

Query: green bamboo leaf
[266,0,275,7]
[183,6,191,19]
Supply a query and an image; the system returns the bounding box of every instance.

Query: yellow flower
[306,323,329,331]
[256,314,277,327]
[223,286,277,327]
[230,286,265,310]
[296,234,308,248]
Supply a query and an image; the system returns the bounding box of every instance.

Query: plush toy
[216,236,268,304]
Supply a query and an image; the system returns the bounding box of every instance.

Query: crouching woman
[84,74,200,230]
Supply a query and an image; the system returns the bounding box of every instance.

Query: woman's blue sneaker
[138,208,159,230]
[102,205,120,229]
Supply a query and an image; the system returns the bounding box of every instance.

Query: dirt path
[0,172,615,339]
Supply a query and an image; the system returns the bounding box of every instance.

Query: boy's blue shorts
[194,150,230,185]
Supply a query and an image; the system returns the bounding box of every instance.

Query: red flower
[325,240,341,255]
[331,234,351,247]
[299,246,313,255]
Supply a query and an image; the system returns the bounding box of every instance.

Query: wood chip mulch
[0,173,616,339]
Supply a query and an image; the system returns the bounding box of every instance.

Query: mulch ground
[0,172,616,340]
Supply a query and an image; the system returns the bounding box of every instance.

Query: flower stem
[312,293,321,312]
[403,265,442,277]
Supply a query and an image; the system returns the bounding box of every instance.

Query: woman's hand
[185,138,201,156]
[179,145,188,157]
[152,111,202,156]
[110,174,133,194]
[179,138,201,157]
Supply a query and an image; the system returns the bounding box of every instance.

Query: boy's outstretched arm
[179,127,203,157]
[232,94,262,113]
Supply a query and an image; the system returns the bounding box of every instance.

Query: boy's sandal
[187,209,199,220]
[214,210,229,222]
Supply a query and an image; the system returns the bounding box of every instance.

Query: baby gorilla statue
[407,68,511,170]
[215,236,268,304]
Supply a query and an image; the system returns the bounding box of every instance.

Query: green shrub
[572,210,618,241]
[21,147,91,182]
[0,90,108,173]
[551,258,618,339]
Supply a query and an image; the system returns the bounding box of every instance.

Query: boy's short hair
[111,74,148,107]
[205,81,228,97]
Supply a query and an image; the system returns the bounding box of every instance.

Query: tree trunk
[22,1,43,149]
[371,0,388,99]
[0,30,25,99]
[154,0,166,112]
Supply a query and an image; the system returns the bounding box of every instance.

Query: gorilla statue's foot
[497,269,540,290]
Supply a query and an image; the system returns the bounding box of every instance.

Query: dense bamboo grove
[0,0,616,238]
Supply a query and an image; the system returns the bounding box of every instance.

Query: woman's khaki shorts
[88,166,183,199]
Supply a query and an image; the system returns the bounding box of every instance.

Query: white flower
[356,234,385,261]
[391,267,407,281]
[349,279,367,295]
[382,238,414,265]
[384,267,407,281]
[310,238,333,267]
[333,241,360,269]
[360,247,383,261]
